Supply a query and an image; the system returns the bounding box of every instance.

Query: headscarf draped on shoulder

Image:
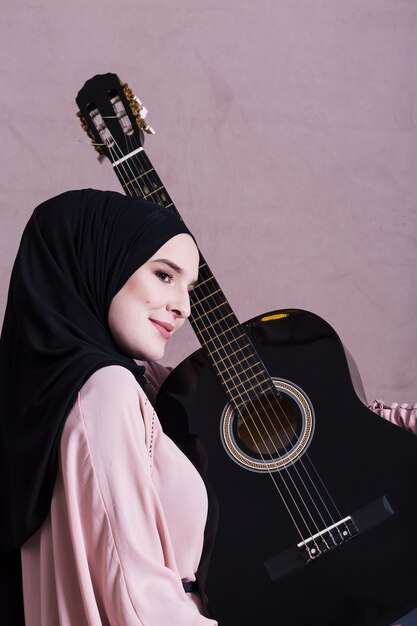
[0,188,193,552]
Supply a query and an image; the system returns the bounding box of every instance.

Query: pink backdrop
[1,0,416,402]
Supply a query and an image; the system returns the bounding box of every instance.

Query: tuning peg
[134,96,155,135]
[121,81,156,135]
[142,122,155,135]
[134,97,147,118]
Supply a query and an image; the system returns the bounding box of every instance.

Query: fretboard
[113,147,276,407]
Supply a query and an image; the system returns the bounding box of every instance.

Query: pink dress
[19,355,417,626]
[21,364,217,625]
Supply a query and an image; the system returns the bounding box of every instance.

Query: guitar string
[106,124,347,547]
[95,138,336,547]
[115,128,345,546]
[97,119,346,546]
[187,274,347,546]
[109,132,324,537]
[122,140,348,547]
[105,134,302,464]
[119,137,347,542]
[114,135,301,461]
[188,274,345,548]
[110,133,324,544]
[188,283,336,547]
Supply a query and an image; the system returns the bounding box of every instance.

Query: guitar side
[156,308,417,626]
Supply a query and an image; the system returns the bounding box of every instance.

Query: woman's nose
[167,288,191,319]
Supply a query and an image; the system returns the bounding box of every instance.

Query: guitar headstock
[76,72,154,163]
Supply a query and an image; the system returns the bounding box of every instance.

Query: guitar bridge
[297,516,357,561]
[265,495,394,581]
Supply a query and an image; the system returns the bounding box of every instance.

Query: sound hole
[235,392,302,459]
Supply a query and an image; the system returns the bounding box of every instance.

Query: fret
[206,344,253,370]
[165,202,174,209]
[224,378,274,408]
[122,175,141,189]
[206,337,252,358]
[125,154,157,179]
[225,371,270,392]
[137,167,155,178]
[233,382,276,409]
[220,361,263,384]
[193,288,222,305]
[122,168,156,187]
[193,313,236,334]
[144,185,165,198]
[192,301,230,322]
[205,334,247,356]
[193,274,215,289]
[122,173,148,187]
[208,347,274,406]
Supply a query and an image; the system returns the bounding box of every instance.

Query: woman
[0,189,217,625]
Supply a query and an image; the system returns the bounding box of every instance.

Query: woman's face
[108,233,199,361]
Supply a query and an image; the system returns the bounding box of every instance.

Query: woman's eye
[156,271,173,283]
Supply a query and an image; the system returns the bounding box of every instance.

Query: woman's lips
[149,319,174,340]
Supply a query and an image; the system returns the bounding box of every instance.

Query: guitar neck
[113,148,276,406]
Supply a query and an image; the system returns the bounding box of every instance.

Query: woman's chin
[134,345,166,363]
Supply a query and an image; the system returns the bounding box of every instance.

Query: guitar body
[156,308,417,626]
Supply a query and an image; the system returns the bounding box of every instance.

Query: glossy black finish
[156,309,417,626]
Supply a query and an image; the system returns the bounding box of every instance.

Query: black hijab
[0,188,193,552]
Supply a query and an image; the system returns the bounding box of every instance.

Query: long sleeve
[21,366,217,626]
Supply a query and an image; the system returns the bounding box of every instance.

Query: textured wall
[1,0,416,402]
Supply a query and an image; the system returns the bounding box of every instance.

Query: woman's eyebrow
[151,258,199,287]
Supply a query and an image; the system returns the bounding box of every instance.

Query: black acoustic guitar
[76,73,417,626]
